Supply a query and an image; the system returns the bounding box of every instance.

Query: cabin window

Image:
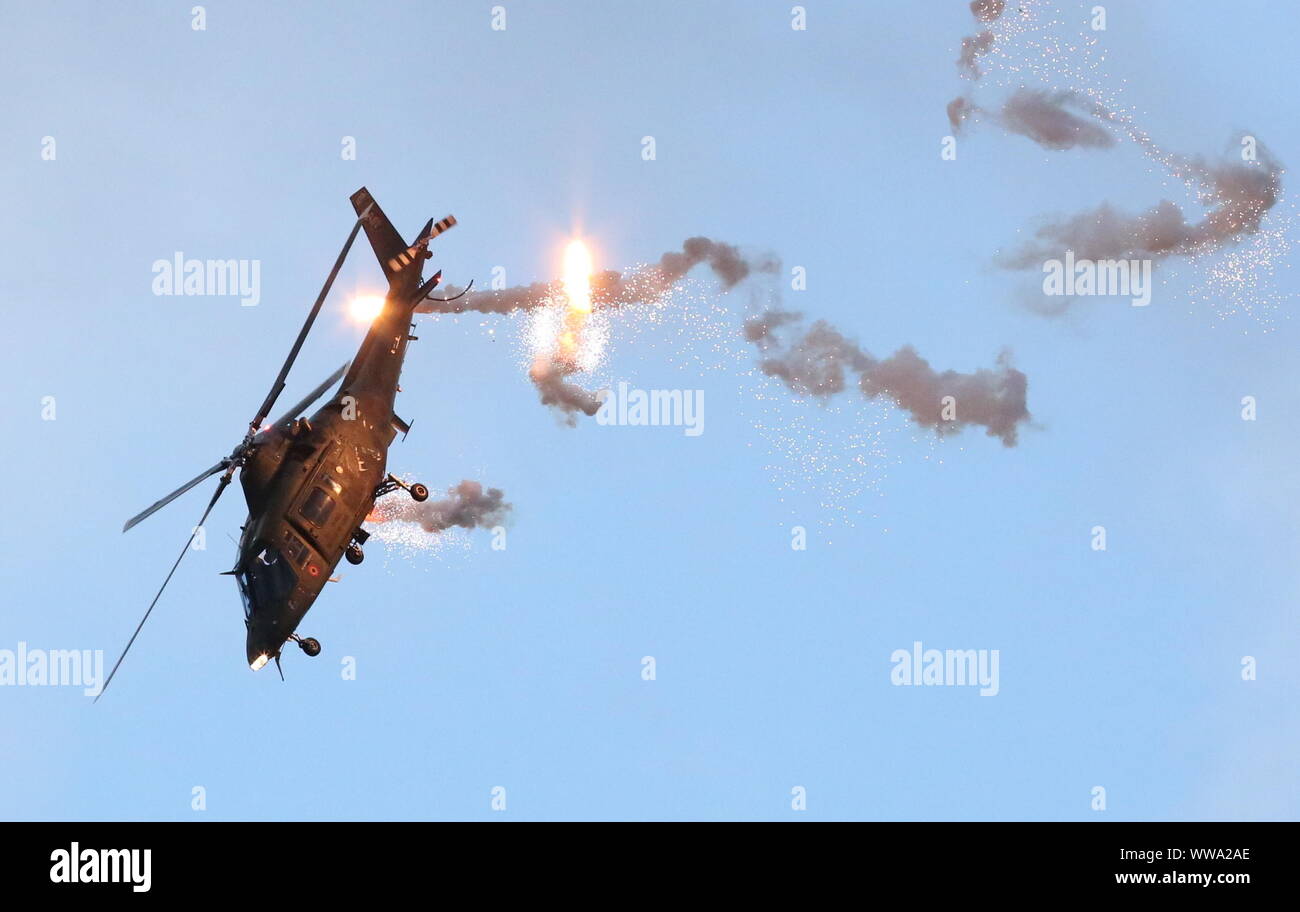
[300,487,336,525]
[282,531,309,567]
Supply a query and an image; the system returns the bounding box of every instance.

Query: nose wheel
[345,542,364,564]
[410,483,429,502]
[291,635,322,657]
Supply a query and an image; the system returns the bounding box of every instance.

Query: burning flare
[557,240,594,365]
[349,294,385,323]
[564,240,593,311]
[524,239,606,421]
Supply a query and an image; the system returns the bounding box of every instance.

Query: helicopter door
[292,442,362,551]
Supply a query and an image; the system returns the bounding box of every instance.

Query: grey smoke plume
[948,0,1007,128]
[949,86,1117,150]
[417,237,778,315]
[942,2,1285,296]
[417,235,1033,444]
[955,0,1006,80]
[957,31,995,80]
[658,236,775,287]
[999,89,1116,150]
[528,357,603,422]
[744,309,1031,447]
[374,480,511,533]
[947,96,978,135]
[999,145,1283,269]
[418,237,778,422]
[420,278,556,315]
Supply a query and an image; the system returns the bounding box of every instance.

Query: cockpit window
[300,487,336,525]
[235,544,298,618]
[237,575,252,618]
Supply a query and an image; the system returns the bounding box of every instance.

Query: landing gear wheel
[299,637,321,657]
[410,483,429,503]
[345,543,364,565]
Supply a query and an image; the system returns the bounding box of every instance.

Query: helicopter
[100,188,459,700]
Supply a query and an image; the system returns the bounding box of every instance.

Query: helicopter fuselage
[104,187,453,699]
[233,195,434,670]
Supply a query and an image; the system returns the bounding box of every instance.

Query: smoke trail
[954,0,1005,82]
[999,89,1116,150]
[947,2,1007,134]
[419,237,777,422]
[957,31,996,80]
[744,309,1031,447]
[421,279,558,315]
[999,145,1283,269]
[418,233,1033,444]
[949,90,1117,149]
[947,96,979,134]
[942,0,1288,320]
[417,237,778,315]
[371,480,511,533]
[528,355,604,420]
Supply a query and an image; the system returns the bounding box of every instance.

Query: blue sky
[1,0,1297,820]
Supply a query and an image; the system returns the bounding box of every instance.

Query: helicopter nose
[246,624,280,671]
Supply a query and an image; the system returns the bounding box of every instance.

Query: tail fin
[350,187,409,282]
[349,187,457,281]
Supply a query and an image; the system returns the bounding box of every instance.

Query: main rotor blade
[122,460,228,533]
[97,473,232,703]
[248,207,371,436]
[268,360,351,430]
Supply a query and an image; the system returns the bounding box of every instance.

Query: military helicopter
[100,188,459,700]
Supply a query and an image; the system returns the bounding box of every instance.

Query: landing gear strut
[375,473,429,503]
[291,634,322,657]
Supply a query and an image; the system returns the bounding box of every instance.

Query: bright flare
[562,240,593,314]
[555,240,594,365]
[350,294,385,323]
